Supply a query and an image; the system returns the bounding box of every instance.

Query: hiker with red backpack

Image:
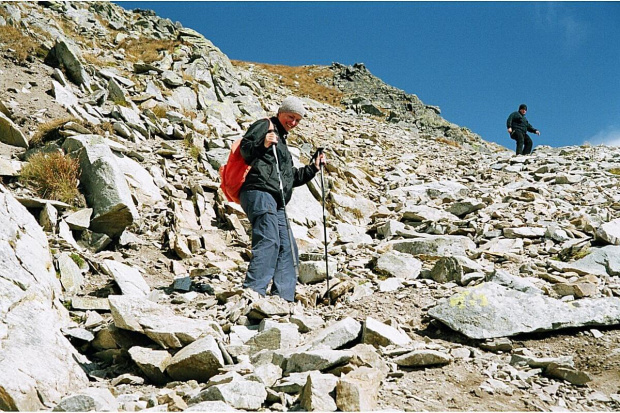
[236,96,326,302]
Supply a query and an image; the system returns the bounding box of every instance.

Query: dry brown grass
[118,38,185,64]
[30,117,77,147]
[436,136,461,148]
[0,16,43,63]
[20,152,82,205]
[85,121,115,137]
[233,61,344,108]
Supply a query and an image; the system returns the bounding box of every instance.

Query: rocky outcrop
[0,186,88,411]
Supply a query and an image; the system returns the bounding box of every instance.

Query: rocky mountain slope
[1,2,620,412]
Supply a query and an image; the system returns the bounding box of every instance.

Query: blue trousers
[240,190,298,302]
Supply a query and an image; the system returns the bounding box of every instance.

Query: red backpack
[219,118,273,204]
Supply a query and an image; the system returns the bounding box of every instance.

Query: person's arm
[240,119,270,163]
[526,121,539,135]
[292,151,327,187]
[506,113,514,134]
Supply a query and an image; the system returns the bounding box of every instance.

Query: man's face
[278,112,302,132]
[519,108,527,115]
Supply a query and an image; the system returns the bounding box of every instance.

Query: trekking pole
[318,149,331,306]
[272,144,300,283]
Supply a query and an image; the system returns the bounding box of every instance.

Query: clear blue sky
[117,2,620,150]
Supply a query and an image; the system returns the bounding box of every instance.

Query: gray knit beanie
[278,96,306,118]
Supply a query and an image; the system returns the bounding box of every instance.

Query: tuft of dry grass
[0,17,43,63]
[436,136,461,148]
[151,105,168,119]
[20,152,83,206]
[118,38,185,64]
[30,117,77,147]
[233,61,344,108]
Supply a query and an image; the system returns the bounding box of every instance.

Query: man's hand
[314,152,326,170]
[264,130,278,148]
[535,130,541,136]
[507,128,512,135]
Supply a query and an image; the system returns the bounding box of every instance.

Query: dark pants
[512,130,533,155]
[240,190,298,302]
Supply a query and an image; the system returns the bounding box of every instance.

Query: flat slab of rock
[190,378,266,410]
[390,235,476,257]
[103,259,150,296]
[428,282,620,339]
[0,111,28,148]
[362,317,412,348]
[286,349,354,373]
[307,317,361,350]
[108,295,221,348]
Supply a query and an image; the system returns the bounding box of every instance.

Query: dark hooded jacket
[507,111,538,136]
[239,116,317,208]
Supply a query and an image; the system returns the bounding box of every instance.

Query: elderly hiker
[239,96,326,302]
[507,104,540,155]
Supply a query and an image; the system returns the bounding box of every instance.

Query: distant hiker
[239,96,326,302]
[507,104,540,155]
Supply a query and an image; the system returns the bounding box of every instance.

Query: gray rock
[393,349,452,367]
[170,86,198,112]
[272,371,316,394]
[447,198,485,217]
[504,227,547,239]
[335,222,373,244]
[128,346,171,384]
[486,270,543,294]
[362,316,412,348]
[375,250,422,279]
[166,335,224,383]
[376,219,406,239]
[185,401,239,411]
[103,259,150,296]
[64,208,93,231]
[115,153,165,206]
[0,186,88,411]
[300,371,338,412]
[401,205,459,222]
[49,39,92,89]
[0,111,28,148]
[429,282,620,339]
[597,218,620,245]
[286,349,354,373]
[62,135,139,237]
[290,314,325,333]
[390,234,476,257]
[57,253,84,294]
[299,260,337,284]
[336,367,384,411]
[108,295,222,348]
[191,378,267,410]
[246,322,300,354]
[39,202,58,232]
[52,388,117,412]
[545,362,591,385]
[307,316,362,350]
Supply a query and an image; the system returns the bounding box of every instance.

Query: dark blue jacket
[507,111,538,135]
[240,116,317,208]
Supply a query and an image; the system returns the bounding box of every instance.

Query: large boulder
[0,186,88,411]
[62,135,139,236]
[429,282,620,339]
